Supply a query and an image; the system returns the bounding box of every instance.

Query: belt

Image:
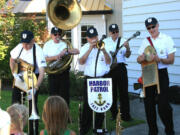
[85,73,109,79]
[117,63,127,66]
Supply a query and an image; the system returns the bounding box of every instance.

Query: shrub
[39,71,85,98]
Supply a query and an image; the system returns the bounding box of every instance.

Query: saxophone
[116,105,123,135]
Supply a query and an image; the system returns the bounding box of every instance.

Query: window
[81,25,93,46]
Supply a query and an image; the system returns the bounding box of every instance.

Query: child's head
[7,104,28,132]
[42,96,69,135]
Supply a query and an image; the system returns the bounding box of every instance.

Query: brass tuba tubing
[45,39,73,74]
[46,0,82,73]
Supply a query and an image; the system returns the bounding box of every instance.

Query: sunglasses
[112,30,119,34]
[147,25,156,30]
[54,33,60,36]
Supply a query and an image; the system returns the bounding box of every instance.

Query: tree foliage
[0,0,48,79]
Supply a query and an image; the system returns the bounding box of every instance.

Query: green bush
[70,71,84,98]
[0,1,48,79]
[39,71,85,98]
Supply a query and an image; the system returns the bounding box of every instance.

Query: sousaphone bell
[46,0,82,74]
[47,0,82,30]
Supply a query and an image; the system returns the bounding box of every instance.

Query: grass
[0,90,144,134]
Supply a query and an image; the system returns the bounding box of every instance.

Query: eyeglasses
[112,30,119,34]
[147,25,156,30]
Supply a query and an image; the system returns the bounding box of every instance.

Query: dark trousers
[144,68,174,135]
[109,63,130,120]
[48,68,70,106]
[80,74,109,135]
[12,87,39,135]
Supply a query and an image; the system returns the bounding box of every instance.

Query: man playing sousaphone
[10,30,46,135]
[43,27,79,106]
[137,17,176,135]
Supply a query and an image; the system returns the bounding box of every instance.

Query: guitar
[110,31,140,69]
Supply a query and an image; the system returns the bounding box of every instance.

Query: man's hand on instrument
[124,41,130,49]
[55,51,65,60]
[58,49,67,59]
[89,39,97,49]
[137,54,145,63]
[13,73,24,82]
[153,55,161,63]
[27,88,36,100]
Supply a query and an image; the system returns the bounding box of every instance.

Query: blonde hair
[7,104,28,132]
[42,96,69,135]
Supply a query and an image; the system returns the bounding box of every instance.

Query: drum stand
[92,111,108,135]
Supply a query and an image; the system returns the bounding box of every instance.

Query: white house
[9,0,180,93]
[121,0,180,93]
[10,0,113,71]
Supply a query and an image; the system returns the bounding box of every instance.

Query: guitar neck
[113,36,135,58]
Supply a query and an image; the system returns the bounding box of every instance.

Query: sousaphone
[46,0,82,74]
[47,0,82,30]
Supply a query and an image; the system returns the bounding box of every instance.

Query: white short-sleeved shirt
[0,108,11,129]
[138,33,176,69]
[104,37,128,63]
[79,43,111,77]
[43,39,67,57]
[10,43,47,73]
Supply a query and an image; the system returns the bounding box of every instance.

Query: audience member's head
[42,96,69,135]
[7,104,28,134]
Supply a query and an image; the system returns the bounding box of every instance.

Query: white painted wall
[122,0,180,93]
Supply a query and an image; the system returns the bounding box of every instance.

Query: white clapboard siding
[122,0,180,93]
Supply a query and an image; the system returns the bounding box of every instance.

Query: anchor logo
[94,93,106,106]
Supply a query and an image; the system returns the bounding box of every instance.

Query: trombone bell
[29,111,40,120]
[96,41,105,50]
[47,0,82,30]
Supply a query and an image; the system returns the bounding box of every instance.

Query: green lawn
[0,90,144,135]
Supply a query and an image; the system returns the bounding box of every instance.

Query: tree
[0,0,48,79]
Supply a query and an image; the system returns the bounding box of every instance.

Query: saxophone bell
[116,105,123,135]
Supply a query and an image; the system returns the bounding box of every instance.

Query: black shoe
[148,131,158,135]
[166,132,175,135]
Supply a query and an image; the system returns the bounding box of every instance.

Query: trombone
[23,66,39,135]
